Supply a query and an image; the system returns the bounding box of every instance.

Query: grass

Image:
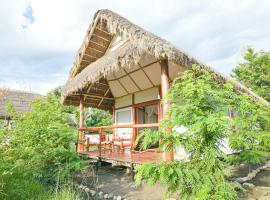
[48,187,84,200]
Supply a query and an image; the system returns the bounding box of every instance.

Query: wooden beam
[107,60,161,82]
[98,88,110,107]
[84,83,93,101]
[67,99,113,110]
[88,41,108,52]
[79,96,84,129]
[112,71,129,94]
[90,35,111,47]
[160,60,174,161]
[80,60,94,67]
[83,54,98,60]
[92,33,111,42]
[94,28,112,39]
[122,68,142,91]
[74,93,114,101]
[138,63,155,87]
[85,46,104,56]
[131,94,136,150]
[79,96,85,152]
[95,82,110,87]
[79,123,159,131]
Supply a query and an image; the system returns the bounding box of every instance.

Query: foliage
[232,47,270,102]
[48,186,84,200]
[85,108,112,127]
[51,87,79,116]
[226,93,270,165]
[0,168,49,200]
[135,65,270,199]
[0,91,84,200]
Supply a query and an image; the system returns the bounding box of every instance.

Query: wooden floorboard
[79,149,163,166]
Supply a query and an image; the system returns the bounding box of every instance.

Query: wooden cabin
[0,89,41,128]
[61,10,269,167]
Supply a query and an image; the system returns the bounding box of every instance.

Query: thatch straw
[0,89,41,119]
[62,9,270,108]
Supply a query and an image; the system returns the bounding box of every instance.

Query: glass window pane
[116,110,131,124]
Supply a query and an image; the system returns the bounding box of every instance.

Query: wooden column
[160,59,174,161]
[78,96,85,152]
[131,94,136,150]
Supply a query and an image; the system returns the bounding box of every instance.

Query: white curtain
[144,105,158,123]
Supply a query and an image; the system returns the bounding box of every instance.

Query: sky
[0,0,269,95]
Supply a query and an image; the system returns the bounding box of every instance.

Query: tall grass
[48,187,83,200]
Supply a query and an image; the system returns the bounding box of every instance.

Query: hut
[0,89,41,128]
[61,9,269,167]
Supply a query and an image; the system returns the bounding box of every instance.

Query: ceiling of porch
[106,53,185,98]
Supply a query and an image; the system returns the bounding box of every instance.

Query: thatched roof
[61,9,270,110]
[0,89,41,119]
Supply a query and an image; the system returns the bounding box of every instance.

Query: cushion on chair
[113,140,131,146]
[85,134,100,144]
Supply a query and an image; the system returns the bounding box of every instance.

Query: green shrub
[0,92,85,199]
[135,65,270,199]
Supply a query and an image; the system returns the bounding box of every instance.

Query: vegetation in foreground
[0,88,112,200]
[135,51,270,199]
[0,47,268,200]
[0,91,85,199]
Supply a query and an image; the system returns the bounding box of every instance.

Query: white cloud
[0,0,269,94]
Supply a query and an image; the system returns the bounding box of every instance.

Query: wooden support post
[131,163,135,181]
[160,60,174,161]
[79,96,85,152]
[131,94,136,151]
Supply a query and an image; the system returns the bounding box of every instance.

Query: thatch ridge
[62,9,270,108]
[0,89,41,119]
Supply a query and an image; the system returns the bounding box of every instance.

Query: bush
[0,92,84,199]
[135,65,270,199]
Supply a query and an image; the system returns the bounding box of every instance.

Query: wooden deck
[79,149,163,167]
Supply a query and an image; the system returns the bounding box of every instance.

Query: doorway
[134,101,159,150]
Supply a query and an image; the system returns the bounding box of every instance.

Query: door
[135,103,159,149]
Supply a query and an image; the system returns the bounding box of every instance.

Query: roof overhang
[61,9,270,110]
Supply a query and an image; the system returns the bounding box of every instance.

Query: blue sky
[0,0,269,94]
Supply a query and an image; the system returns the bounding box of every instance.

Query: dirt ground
[240,168,270,200]
[229,163,270,200]
[79,162,270,200]
[95,164,165,200]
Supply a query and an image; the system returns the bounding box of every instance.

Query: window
[115,108,132,124]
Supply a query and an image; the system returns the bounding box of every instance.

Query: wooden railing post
[160,59,174,161]
[78,96,85,152]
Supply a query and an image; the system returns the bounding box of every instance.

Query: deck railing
[77,123,159,152]
[79,123,159,131]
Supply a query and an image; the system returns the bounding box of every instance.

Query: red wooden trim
[160,59,174,161]
[112,105,115,144]
[133,99,160,108]
[79,96,85,152]
[79,123,159,131]
[79,96,84,129]
[114,99,160,111]
[131,94,136,150]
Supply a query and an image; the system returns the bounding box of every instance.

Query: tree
[135,65,270,199]
[0,91,84,200]
[85,108,112,127]
[232,47,270,102]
